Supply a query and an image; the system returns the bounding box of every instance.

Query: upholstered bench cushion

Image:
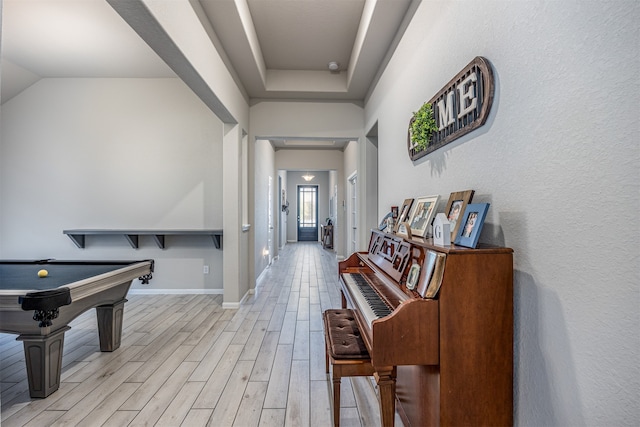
[323,309,370,360]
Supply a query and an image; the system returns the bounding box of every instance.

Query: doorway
[297,185,318,241]
[268,176,273,265]
[348,172,357,253]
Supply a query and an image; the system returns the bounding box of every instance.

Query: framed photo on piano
[444,189,474,241]
[454,203,490,248]
[394,198,414,233]
[406,263,420,290]
[408,195,440,238]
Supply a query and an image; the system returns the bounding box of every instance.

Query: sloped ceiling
[1,0,417,103]
[1,0,418,148]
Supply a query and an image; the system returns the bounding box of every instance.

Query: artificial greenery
[410,102,438,152]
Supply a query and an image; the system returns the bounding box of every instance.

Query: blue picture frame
[454,203,490,248]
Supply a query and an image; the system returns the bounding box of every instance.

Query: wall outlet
[203,265,209,274]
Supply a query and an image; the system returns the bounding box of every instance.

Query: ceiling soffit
[198,0,414,102]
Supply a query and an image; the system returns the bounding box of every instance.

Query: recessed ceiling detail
[2,0,417,108]
[179,0,415,102]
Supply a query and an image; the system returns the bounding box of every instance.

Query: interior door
[268,176,273,264]
[348,172,358,253]
[297,185,318,241]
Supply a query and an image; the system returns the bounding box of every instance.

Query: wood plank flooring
[1,243,401,426]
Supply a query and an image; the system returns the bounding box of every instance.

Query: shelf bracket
[124,234,139,249]
[66,234,85,249]
[152,235,165,249]
[211,234,222,249]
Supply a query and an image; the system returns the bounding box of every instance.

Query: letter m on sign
[437,91,455,131]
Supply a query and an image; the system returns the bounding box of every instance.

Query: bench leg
[332,369,342,427]
[325,345,329,374]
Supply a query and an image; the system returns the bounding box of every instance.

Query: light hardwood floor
[1,242,400,426]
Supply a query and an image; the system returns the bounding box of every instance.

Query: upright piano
[339,229,513,426]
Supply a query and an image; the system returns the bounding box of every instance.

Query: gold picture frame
[443,189,474,241]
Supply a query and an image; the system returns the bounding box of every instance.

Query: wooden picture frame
[394,198,414,233]
[391,206,399,219]
[444,189,474,241]
[408,195,440,238]
[454,203,490,248]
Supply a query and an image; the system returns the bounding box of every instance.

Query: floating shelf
[63,229,223,250]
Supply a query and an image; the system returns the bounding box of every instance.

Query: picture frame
[443,189,474,241]
[454,203,490,248]
[408,195,440,238]
[406,263,421,290]
[391,206,399,219]
[379,212,393,231]
[394,198,414,233]
[396,222,411,238]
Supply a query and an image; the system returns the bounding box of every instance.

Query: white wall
[0,78,224,292]
[343,141,358,255]
[253,139,276,280]
[250,101,364,140]
[366,1,639,425]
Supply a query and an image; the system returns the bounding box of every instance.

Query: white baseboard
[256,266,269,285]
[222,288,252,309]
[129,288,223,295]
[130,286,254,309]
[222,301,240,309]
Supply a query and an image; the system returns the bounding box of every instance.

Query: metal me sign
[408,57,495,161]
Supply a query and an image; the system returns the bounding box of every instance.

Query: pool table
[0,259,154,398]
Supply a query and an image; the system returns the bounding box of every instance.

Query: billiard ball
[37,269,48,278]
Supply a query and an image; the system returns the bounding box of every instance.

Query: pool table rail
[0,259,154,398]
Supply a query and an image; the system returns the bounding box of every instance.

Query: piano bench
[323,309,375,427]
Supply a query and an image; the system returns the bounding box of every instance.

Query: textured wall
[366,1,639,425]
[253,139,276,280]
[1,78,224,291]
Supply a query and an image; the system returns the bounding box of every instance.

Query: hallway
[1,242,394,426]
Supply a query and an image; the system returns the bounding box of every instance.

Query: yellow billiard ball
[37,269,48,278]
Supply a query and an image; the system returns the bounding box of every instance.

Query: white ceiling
[1,0,418,148]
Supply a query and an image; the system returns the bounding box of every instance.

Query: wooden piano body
[339,229,513,426]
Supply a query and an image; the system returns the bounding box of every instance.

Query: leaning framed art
[443,189,474,241]
[394,198,414,233]
[454,203,490,248]
[408,195,440,238]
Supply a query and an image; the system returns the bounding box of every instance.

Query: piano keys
[338,229,513,426]
[341,272,400,327]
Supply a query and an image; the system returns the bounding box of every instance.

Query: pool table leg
[17,326,71,398]
[96,298,127,351]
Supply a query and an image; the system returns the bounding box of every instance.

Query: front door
[297,185,318,241]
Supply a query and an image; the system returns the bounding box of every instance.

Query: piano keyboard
[341,272,393,327]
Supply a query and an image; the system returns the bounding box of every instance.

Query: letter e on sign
[457,72,478,118]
